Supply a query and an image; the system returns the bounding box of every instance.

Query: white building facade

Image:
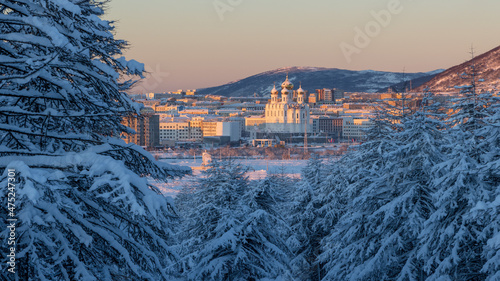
[202,121,241,142]
[264,75,310,133]
[342,117,373,140]
[159,120,191,143]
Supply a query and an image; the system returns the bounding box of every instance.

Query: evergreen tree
[242,176,294,280]
[418,57,498,280]
[342,99,401,202]
[313,159,349,280]
[321,90,446,280]
[0,1,187,279]
[314,159,349,240]
[418,129,488,280]
[463,92,500,281]
[447,52,488,134]
[178,161,291,280]
[287,156,325,281]
[477,107,500,280]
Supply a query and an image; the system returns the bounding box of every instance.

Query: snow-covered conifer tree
[178,161,292,280]
[321,89,447,280]
[418,58,498,280]
[287,156,325,280]
[241,176,294,280]
[0,1,188,279]
[476,105,500,281]
[341,99,401,202]
[311,159,349,281]
[418,128,489,280]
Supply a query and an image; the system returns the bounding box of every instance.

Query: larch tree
[241,176,294,280]
[0,0,188,280]
[475,105,500,280]
[313,159,349,281]
[417,56,498,280]
[178,161,292,281]
[287,156,325,281]
[320,87,433,281]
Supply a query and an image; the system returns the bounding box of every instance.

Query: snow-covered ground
[151,159,309,197]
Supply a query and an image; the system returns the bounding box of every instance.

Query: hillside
[415,45,500,93]
[197,67,441,97]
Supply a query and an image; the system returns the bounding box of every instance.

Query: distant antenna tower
[469,44,477,93]
[400,67,408,118]
[401,67,407,93]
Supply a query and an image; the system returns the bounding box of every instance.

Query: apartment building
[312,116,343,138]
[122,107,160,148]
[159,119,191,145]
[190,117,204,141]
[342,117,373,140]
[202,121,241,143]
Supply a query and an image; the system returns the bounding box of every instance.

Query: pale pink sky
[106,0,500,94]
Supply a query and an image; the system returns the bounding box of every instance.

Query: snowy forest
[0,0,499,280]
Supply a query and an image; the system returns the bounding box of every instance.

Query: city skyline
[107,0,500,93]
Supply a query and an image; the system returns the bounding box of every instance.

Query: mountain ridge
[415,45,500,92]
[197,66,442,97]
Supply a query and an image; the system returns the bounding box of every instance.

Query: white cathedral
[264,75,310,134]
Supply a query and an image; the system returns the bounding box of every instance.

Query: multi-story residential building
[192,101,222,108]
[332,88,345,102]
[182,109,213,115]
[137,99,161,107]
[222,102,266,112]
[154,105,184,114]
[343,103,376,110]
[157,116,242,145]
[170,89,185,95]
[202,121,241,143]
[245,116,266,128]
[122,107,160,148]
[228,117,245,136]
[308,93,317,104]
[312,116,343,138]
[316,89,325,101]
[323,89,333,102]
[159,119,191,144]
[228,96,269,104]
[315,88,344,103]
[342,117,373,140]
[190,117,204,141]
[146,93,170,100]
[380,92,423,111]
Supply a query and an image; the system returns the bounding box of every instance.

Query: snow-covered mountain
[197,67,442,97]
[415,45,500,93]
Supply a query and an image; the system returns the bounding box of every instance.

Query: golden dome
[281,74,294,90]
[297,82,305,94]
[271,83,279,95]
